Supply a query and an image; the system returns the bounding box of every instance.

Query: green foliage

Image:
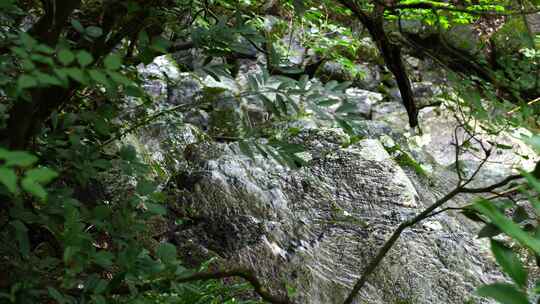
[477,283,529,304]
[1,0,539,303]
[0,148,57,199]
[384,144,428,177]
[472,171,540,303]
[490,240,527,288]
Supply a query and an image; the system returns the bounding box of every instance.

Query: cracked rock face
[125,54,508,304]
[164,128,501,304]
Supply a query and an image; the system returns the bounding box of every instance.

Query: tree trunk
[362,6,419,128]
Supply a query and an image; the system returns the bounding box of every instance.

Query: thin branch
[386,2,540,16]
[342,186,462,304]
[343,133,522,304]
[462,174,523,193]
[100,102,195,147]
[427,206,466,219]
[507,97,540,114]
[174,269,292,304]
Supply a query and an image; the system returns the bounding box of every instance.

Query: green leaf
[337,118,354,135]
[107,71,131,85]
[292,0,306,16]
[92,295,106,304]
[156,242,177,264]
[34,71,62,86]
[495,143,514,150]
[477,283,529,304]
[474,199,540,254]
[145,203,166,215]
[138,30,150,46]
[0,0,15,9]
[0,149,38,167]
[239,141,254,158]
[10,220,30,257]
[524,171,540,193]
[19,32,36,49]
[336,101,357,114]
[71,19,85,33]
[150,36,171,53]
[0,167,18,194]
[63,246,79,264]
[491,240,528,288]
[88,70,110,86]
[119,145,137,161]
[461,207,485,222]
[85,26,103,38]
[17,75,37,90]
[34,44,55,55]
[53,68,69,87]
[93,279,108,295]
[478,223,502,238]
[47,287,65,304]
[136,180,156,196]
[125,85,143,97]
[58,49,75,66]
[64,67,87,83]
[513,206,529,223]
[104,54,122,70]
[24,167,58,184]
[21,178,47,200]
[77,50,93,67]
[30,53,54,65]
[93,251,114,268]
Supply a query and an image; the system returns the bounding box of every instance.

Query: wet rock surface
[121,32,539,302]
[161,129,502,304]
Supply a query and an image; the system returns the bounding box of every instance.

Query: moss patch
[385,144,428,178]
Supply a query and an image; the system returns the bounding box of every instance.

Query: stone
[413,81,442,100]
[123,42,522,304]
[353,63,382,90]
[358,37,381,63]
[371,101,410,130]
[315,60,355,83]
[345,88,384,119]
[162,128,502,304]
[443,25,481,56]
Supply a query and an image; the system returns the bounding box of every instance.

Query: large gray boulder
[164,128,501,304]
[126,54,510,304]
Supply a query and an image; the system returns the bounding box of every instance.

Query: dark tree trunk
[337,0,418,128]
[356,5,418,127]
[369,14,418,128]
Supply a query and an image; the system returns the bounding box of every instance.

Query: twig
[507,97,540,114]
[386,2,540,16]
[342,186,462,304]
[462,174,523,193]
[100,103,195,147]
[112,268,292,304]
[174,269,292,304]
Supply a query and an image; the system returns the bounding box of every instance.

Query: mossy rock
[492,17,532,55]
[315,60,355,83]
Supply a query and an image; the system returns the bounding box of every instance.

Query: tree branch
[175,268,292,304]
[112,268,292,304]
[386,2,540,16]
[461,174,523,194]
